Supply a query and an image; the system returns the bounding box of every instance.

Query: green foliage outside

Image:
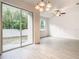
[40,18,46,29]
[41,20,45,29]
[3,7,28,30]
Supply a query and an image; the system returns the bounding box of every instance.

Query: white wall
[49,5,79,39]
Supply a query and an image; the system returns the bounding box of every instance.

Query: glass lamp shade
[46,7,50,11]
[35,5,40,10]
[39,7,44,12]
[39,1,45,7]
[46,3,52,8]
[56,12,60,16]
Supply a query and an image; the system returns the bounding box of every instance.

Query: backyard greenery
[40,17,46,29]
[3,4,46,30]
[3,5,28,30]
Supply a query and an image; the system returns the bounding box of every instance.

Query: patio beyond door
[2,3,33,51]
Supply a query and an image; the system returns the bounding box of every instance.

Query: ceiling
[22,0,79,18]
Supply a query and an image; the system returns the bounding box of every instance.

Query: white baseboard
[50,36,79,40]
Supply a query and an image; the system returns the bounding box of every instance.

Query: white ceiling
[23,0,79,18]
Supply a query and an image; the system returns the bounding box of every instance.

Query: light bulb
[39,8,44,12]
[56,12,60,16]
[39,1,45,7]
[46,3,52,8]
[35,5,40,10]
[46,7,50,11]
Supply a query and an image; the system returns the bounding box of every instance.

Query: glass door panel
[2,4,21,51]
[21,10,33,46]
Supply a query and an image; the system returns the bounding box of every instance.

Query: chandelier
[35,0,52,12]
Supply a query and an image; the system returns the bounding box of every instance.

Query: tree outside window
[2,4,28,30]
[40,17,46,29]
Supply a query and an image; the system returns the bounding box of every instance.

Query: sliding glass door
[2,4,21,51]
[21,11,33,46]
[2,3,33,51]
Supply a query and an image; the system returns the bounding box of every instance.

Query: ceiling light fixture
[39,0,45,7]
[46,1,52,8]
[35,4,40,10]
[52,9,66,16]
[46,7,50,11]
[35,0,52,12]
[39,7,44,12]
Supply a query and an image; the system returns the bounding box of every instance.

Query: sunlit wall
[49,5,79,39]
